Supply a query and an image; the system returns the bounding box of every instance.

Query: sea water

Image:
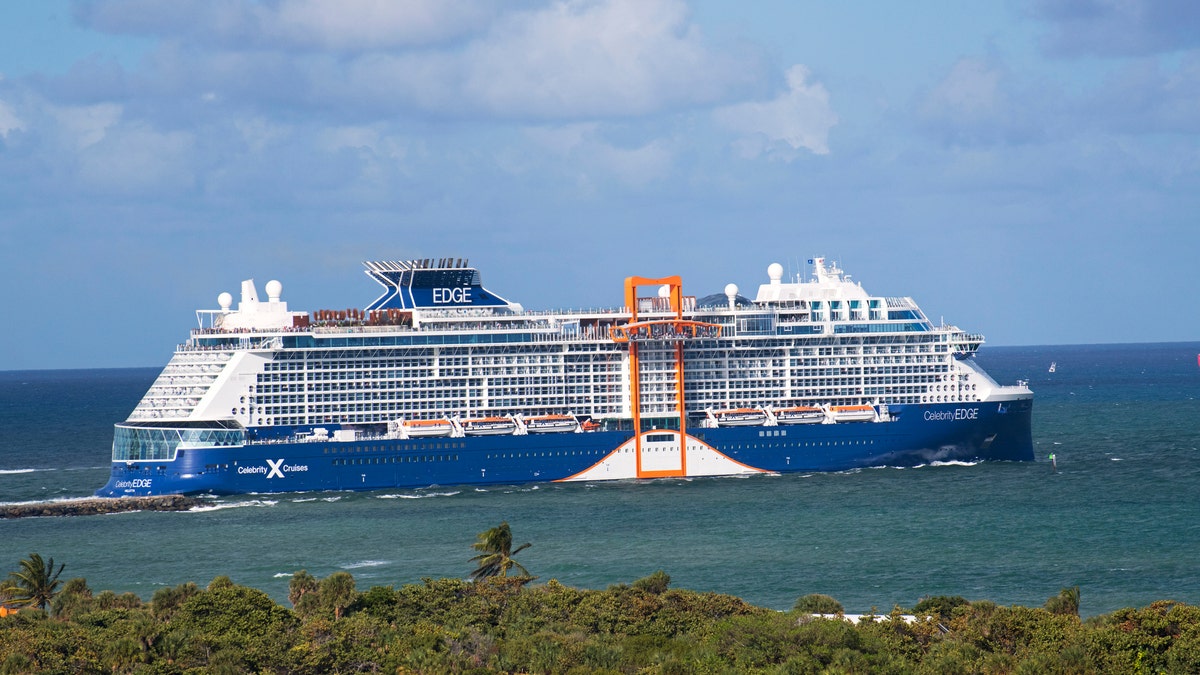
[1,343,1198,617]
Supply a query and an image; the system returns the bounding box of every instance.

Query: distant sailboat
[1048,362,1057,373]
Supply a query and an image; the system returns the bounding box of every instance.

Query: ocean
[2,342,1198,617]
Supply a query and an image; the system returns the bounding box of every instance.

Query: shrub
[793,593,844,615]
[632,570,671,595]
[912,595,970,620]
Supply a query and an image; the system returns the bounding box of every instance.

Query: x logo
[266,459,285,479]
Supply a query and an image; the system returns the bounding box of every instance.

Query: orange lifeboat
[402,419,454,437]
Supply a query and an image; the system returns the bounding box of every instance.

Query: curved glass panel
[112,423,245,461]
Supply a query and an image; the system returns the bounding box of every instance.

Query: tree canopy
[469,521,532,581]
[1,553,65,612]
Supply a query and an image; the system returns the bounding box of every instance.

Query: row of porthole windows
[322,443,466,453]
[333,455,458,466]
[485,450,603,460]
[729,440,876,449]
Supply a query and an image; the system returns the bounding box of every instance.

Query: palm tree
[469,521,531,580]
[3,553,66,612]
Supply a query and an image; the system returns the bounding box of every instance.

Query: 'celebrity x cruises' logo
[266,459,285,479]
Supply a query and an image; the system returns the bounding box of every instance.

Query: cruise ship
[96,257,1034,497]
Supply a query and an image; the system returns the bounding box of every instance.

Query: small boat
[829,405,875,423]
[524,414,579,434]
[775,406,825,424]
[1049,362,1056,373]
[461,416,517,436]
[712,408,768,426]
[402,418,454,437]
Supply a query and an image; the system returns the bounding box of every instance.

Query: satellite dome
[218,292,233,310]
[724,283,738,298]
[266,279,282,301]
[658,285,671,298]
[768,263,783,283]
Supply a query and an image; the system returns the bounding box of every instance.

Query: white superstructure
[125,257,1030,434]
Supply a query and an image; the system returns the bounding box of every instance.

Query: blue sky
[1,0,1197,370]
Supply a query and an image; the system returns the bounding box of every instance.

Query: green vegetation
[5,548,1200,673]
[793,593,845,615]
[469,521,532,581]
[1,553,65,612]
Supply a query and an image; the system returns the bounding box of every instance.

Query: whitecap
[188,500,276,513]
[929,460,981,467]
[380,490,461,499]
[342,560,388,570]
[0,468,38,475]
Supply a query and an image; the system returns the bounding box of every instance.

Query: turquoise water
[2,343,1198,617]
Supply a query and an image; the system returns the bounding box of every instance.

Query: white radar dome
[218,292,233,310]
[266,279,282,301]
[724,283,738,298]
[768,263,783,283]
[658,285,671,298]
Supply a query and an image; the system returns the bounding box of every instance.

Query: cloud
[713,65,838,159]
[1082,53,1200,134]
[76,123,196,195]
[0,99,23,138]
[67,0,764,121]
[522,123,674,187]
[50,102,122,149]
[457,0,753,117]
[915,58,1045,146]
[1030,0,1200,57]
[74,0,497,51]
[0,0,823,218]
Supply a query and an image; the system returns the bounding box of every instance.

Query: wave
[0,468,38,475]
[376,490,461,500]
[188,499,278,513]
[499,485,540,494]
[882,460,982,470]
[0,495,98,507]
[342,560,389,570]
[928,460,981,468]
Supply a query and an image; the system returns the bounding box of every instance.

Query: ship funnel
[240,279,260,305]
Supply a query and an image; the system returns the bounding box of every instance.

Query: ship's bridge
[363,259,520,312]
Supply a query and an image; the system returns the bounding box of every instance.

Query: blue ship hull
[96,400,1033,497]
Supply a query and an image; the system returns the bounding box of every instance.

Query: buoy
[1049,453,1057,471]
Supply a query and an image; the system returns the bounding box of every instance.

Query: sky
[1,0,1197,370]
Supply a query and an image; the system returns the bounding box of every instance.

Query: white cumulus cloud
[714,64,838,159]
[0,99,24,138]
[75,0,495,51]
